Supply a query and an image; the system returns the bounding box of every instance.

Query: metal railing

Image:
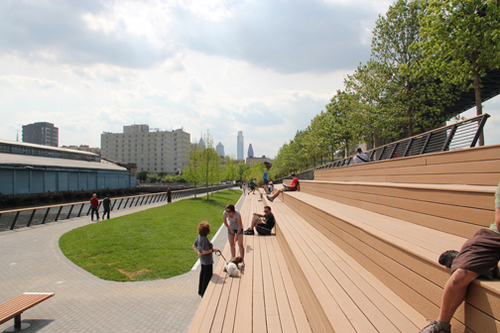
[0,184,233,232]
[317,113,489,170]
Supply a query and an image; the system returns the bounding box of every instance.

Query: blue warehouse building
[0,140,136,195]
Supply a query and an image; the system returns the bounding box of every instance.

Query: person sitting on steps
[267,172,299,202]
[244,206,275,236]
[419,181,500,333]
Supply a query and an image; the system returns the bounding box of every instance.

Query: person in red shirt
[90,193,100,221]
[267,172,299,202]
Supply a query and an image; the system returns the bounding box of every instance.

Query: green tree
[183,143,203,198]
[137,171,148,182]
[237,161,249,181]
[418,0,500,145]
[224,156,238,187]
[371,0,455,137]
[199,131,222,200]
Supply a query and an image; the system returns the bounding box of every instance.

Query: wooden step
[265,197,427,332]
[279,190,500,332]
[299,180,496,238]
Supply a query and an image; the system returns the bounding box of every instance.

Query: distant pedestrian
[102,194,111,220]
[192,221,219,297]
[353,147,368,164]
[90,193,100,221]
[263,169,269,185]
[167,188,172,204]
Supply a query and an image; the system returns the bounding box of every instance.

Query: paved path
[0,192,244,333]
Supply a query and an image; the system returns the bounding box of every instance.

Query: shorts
[256,224,272,235]
[451,228,500,279]
[264,179,269,185]
[283,186,297,192]
[227,228,243,235]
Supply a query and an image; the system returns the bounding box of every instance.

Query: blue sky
[1,0,499,158]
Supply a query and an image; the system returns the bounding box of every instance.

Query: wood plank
[260,237,282,333]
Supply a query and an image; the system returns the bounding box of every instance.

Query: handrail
[317,113,489,170]
[0,184,233,232]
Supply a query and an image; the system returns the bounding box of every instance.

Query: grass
[59,190,242,282]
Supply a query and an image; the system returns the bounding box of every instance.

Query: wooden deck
[190,146,500,333]
[188,192,311,333]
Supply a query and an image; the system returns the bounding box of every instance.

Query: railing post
[389,143,399,159]
[117,198,124,210]
[66,205,74,220]
[441,124,458,152]
[77,203,85,217]
[403,138,413,157]
[420,133,432,155]
[111,199,118,210]
[123,198,130,209]
[55,206,63,221]
[42,208,51,224]
[470,115,489,147]
[27,209,37,227]
[10,211,20,230]
[378,146,386,161]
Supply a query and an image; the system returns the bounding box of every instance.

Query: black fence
[317,113,489,170]
[0,184,233,232]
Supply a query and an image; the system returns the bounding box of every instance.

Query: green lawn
[59,190,242,282]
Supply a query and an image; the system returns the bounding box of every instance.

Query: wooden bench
[315,143,500,186]
[188,192,311,333]
[0,293,54,332]
[299,180,496,238]
[278,188,500,332]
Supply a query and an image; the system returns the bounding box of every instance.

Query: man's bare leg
[439,269,479,323]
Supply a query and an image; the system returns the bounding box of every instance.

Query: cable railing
[317,113,489,170]
[0,184,233,232]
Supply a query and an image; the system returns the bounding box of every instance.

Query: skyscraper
[216,142,225,157]
[22,122,59,147]
[247,143,254,158]
[237,131,244,160]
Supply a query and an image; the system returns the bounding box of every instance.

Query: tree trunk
[407,105,414,137]
[473,69,484,146]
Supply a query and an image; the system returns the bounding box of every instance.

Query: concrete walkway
[0,192,244,333]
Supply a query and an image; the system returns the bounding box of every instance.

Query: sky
[1,0,500,159]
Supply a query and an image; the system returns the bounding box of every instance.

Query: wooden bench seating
[315,144,500,186]
[299,180,496,238]
[188,192,311,333]
[277,189,500,332]
[0,293,54,332]
[264,195,427,332]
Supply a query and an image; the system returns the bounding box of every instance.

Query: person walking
[90,193,100,221]
[102,194,111,220]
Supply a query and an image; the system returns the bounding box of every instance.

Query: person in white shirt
[353,148,368,164]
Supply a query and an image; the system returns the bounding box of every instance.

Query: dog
[223,256,244,277]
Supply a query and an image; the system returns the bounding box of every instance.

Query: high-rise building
[237,131,244,160]
[101,124,190,173]
[247,143,254,158]
[216,142,225,157]
[22,122,59,147]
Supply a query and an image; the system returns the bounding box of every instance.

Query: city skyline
[1,1,500,159]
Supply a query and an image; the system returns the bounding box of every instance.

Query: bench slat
[0,293,54,323]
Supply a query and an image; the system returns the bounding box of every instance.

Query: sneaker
[244,229,254,235]
[438,250,459,269]
[419,320,451,333]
